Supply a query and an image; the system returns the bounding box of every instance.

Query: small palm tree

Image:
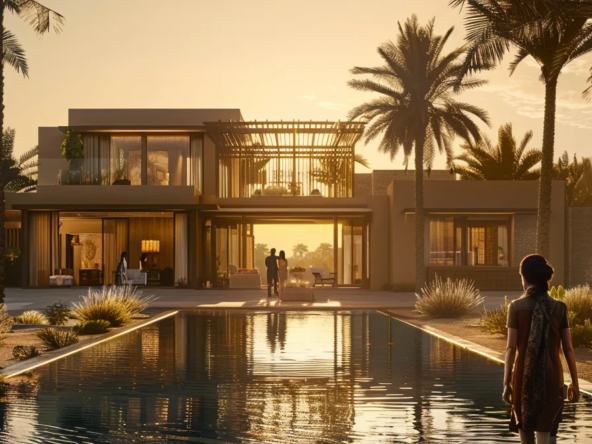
[449,0,592,257]
[453,123,541,181]
[0,0,64,302]
[292,244,309,258]
[312,153,370,197]
[348,16,488,290]
[554,152,592,207]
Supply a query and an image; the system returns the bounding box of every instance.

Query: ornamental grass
[71,285,156,328]
[14,310,48,325]
[415,276,484,318]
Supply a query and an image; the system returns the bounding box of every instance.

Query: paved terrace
[5,287,524,315]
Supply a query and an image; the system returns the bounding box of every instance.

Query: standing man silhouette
[265,248,279,297]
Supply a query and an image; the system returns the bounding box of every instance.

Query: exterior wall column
[188,210,199,288]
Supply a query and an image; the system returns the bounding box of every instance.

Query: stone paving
[5,286,524,314]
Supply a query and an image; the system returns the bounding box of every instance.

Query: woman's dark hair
[279,250,286,260]
[520,254,554,291]
[140,253,148,262]
[120,252,127,262]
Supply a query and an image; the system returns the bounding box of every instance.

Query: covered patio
[204,121,365,198]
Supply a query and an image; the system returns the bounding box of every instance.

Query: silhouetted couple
[265,248,288,297]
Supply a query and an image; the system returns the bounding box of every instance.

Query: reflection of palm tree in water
[266,313,287,353]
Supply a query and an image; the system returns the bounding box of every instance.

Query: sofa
[229,270,262,289]
[126,269,147,285]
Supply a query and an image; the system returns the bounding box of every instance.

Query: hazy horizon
[5,0,592,171]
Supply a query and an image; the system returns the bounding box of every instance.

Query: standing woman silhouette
[504,254,579,444]
[115,252,128,286]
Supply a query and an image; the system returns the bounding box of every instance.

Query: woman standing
[115,252,128,286]
[504,254,579,444]
[277,250,288,296]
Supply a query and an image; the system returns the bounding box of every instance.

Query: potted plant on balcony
[112,162,131,185]
[60,131,84,185]
[288,182,301,196]
[310,189,322,196]
[252,189,262,197]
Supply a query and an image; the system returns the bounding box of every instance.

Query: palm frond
[12,0,65,34]
[2,29,29,77]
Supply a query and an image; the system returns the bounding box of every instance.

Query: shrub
[0,304,13,339]
[415,276,485,318]
[550,285,566,301]
[37,328,79,351]
[71,286,156,327]
[14,310,48,325]
[12,345,40,361]
[571,320,592,348]
[44,301,71,325]
[73,320,110,335]
[564,285,592,325]
[481,296,509,335]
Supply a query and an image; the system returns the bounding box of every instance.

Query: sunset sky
[5,0,592,171]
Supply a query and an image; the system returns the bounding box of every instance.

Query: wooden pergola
[204,121,366,198]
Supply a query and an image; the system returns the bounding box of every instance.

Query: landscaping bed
[0,286,156,372]
[389,306,592,385]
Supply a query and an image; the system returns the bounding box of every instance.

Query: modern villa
[5,109,590,291]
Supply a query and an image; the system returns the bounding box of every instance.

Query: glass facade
[147,136,190,186]
[78,134,203,188]
[428,216,510,267]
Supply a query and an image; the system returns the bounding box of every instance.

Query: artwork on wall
[79,234,103,269]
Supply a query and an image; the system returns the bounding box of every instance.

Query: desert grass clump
[115,285,157,316]
[37,328,79,351]
[71,286,156,327]
[571,320,592,348]
[44,301,71,325]
[12,345,40,361]
[415,276,484,318]
[14,310,48,325]
[564,285,592,325]
[481,296,509,335]
[73,319,111,335]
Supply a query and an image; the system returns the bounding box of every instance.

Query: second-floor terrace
[205,121,366,198]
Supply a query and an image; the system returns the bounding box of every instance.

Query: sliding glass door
[338,218,365,286]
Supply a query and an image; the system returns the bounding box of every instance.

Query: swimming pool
[0,310,591,443]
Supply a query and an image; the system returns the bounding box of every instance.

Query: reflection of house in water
[26,311,509,442]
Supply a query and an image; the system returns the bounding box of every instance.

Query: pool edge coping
[382,310,592,398]
[0,310,179,379]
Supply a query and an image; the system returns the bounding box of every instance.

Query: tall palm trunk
[415,131,426,292]
[536,76,558,259]
[0,0,5,304]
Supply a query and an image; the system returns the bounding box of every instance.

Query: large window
[82,134,203,188]
[111,136,142,185]
[428,216,510,267]
[147,136,190,186]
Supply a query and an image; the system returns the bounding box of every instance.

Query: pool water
[1,311,591,443]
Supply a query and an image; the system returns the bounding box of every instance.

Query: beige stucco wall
[367,195,390,290]
[39,127,69,187]
[388,180,566,287]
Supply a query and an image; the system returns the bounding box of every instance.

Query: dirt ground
[389,307,592,384]
[0,316,149,370]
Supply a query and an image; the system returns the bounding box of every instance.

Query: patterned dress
[507,294,569,434]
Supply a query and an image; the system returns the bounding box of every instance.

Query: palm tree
[1,128,38,192]
[553,152,592,206]
[453,123,541,180]
[15,145,38,192]
[312,153,370,197]
[0,1,63,302]
[449,0,592,257]
[348,16,489,290]
[292,244,309,258]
